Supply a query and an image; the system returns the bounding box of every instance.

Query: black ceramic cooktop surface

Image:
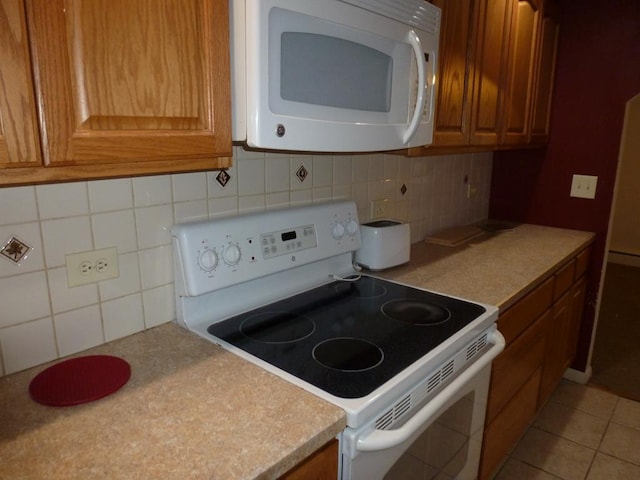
[207,275,486,398]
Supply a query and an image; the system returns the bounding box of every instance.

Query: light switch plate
[570,174,598,199]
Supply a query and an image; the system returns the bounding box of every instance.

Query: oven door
[341,331,504,480]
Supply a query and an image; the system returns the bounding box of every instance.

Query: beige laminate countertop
[377,224,595,310]
[0,325,346,480]
[0,223,594,480]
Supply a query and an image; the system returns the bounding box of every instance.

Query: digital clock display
[281,231,297,241]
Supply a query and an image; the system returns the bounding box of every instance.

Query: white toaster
[355,220,410,271]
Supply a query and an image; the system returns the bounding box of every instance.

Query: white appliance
[355,220,411,271]
[230,0,441,152]
[172,201,504,479]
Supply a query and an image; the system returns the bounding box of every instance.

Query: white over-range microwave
[230,0,441,153]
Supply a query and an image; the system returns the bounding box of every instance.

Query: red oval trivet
[29,355,131,406]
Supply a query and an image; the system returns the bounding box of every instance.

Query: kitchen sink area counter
[0,223,594,480]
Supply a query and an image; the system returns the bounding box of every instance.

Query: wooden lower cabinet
[279,440,338,480]
[567,276,587,364]
[480,368,541,479]
[479,246,591,479]
[486,310,548,424]
[539,289,571,404]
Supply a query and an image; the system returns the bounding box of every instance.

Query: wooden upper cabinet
[0,0,42,169]
[431,0,477,146]
[468,0,512,146]
[501,0,541,145]
[21,0,231,176]
[529,0,560,144]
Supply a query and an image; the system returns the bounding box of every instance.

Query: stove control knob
[223,243,241,266]
[331,222,345,240]
[346,219,359,236]
[198,248,218,272]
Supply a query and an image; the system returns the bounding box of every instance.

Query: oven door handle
[356,330,505,452]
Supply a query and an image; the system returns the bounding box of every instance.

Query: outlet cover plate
[66,247,119,287]
[370,199,392,219]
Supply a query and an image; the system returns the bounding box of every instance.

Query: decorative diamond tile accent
[296,165,309,183]
[216,169,231,188]
[401,184,408,195]
[1,235,33,265]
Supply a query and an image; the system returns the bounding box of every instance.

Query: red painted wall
[489,0,640,369]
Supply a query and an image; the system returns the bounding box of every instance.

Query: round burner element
[381,299,451,325]
[240,311,315,344]
[313,338,384,372]
[334,280,387,299]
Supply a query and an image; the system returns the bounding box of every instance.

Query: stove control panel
[260,224,318,259]
[172,201,361,297]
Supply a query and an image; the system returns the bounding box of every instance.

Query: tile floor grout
[494,380,640,479]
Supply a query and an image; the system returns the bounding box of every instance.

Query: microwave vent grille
[338,0,440,33]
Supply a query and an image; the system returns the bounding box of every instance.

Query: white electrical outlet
[66,247,119,287]
[570,174,598,199]
[370,199,392,219]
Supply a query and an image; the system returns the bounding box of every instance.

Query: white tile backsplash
[41,216,93,268]
[88,178,134,212]
[0,271,50,328]
[53,305,104,357]
[173,199,209,224]
[0,148,492,376]
[134,204,173,249]
[133,175,172,207]
[36,182,89,219]
[92,210,137,253]
[98,252,141,302]
[0,317,57,373]
[265,155,290,193]
[0,186,38,224]
[172,172,207,202]
[48,266,99,314]
[237,157,265,195]
[102,293,145,342]
[142,284,175,329]
[138,245,173,290]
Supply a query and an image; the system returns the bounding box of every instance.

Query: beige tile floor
[494,380,640,480]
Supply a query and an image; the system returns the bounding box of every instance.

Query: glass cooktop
[206,275,486,398]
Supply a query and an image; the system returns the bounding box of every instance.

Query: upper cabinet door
[0,0,42,169]
[25,0,231,167]
[529,0,560,144]
[501,0,541,145]
[468,0,512,146]
[431,0,477,147]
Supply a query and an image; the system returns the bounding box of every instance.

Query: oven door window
[385,391,476,480]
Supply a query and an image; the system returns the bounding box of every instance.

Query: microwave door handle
[402,30,427,144]
[355,330,505,453]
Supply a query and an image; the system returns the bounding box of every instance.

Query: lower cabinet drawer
[497,277,553,344]
[480,368,542,480]
[486,310,548,424]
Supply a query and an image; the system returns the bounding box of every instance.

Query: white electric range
[172,201,504,480]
